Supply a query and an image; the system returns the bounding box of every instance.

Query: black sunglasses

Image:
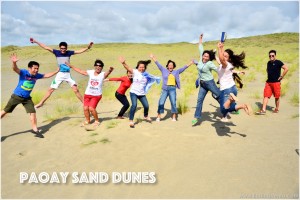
[269,54,275,58]
[95,64,102,67]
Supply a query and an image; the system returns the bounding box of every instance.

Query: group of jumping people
[1,33,288,137]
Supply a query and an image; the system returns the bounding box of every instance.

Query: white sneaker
[156,118,160,122]
[221,117,229,122]
[172,118,177,122]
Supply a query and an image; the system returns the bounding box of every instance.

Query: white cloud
[1,1,299,46]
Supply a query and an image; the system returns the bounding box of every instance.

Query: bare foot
[243,104,253,115]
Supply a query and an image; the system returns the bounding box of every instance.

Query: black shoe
[32,129,44,138]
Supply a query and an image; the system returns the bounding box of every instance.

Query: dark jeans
[115,91,130,117]
[220,85,238,117]
[194,79,220,119]
[129,92,149,120]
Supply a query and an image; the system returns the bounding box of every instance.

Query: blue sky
[1,1,299,47]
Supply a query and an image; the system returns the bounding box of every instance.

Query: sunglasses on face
[95,64,102,67]
[269,54,275,58]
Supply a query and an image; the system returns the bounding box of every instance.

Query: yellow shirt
[167,74,176,86]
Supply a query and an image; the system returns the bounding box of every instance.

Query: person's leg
[157,89,168,120]
[2,94,20,117]
[115,92,130,118]
[89,95,102,125]
[129,93,138,126]
[273,82,281,112]
[35,87,55,108]
[29,113,38,131]
[206,79,221,103]
[194,85,208,119]
[72,85,83,103]
[168,86,177,120]
[261,83,272,112]
[82,95,91,125]
[139,95,150,121]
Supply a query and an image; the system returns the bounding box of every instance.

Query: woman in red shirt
[106,71,133,119]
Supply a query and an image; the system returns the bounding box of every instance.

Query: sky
[1,1,299,47]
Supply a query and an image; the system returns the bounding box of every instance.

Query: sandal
[255,110,266,115]
[273,109,279,113]
[144,116,152,122]
[81,121,90,127]
[93,121,100,126]
[129,121,135,128]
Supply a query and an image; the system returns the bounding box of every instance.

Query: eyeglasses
[95,64,102,67]
[60,47,67,50]
[269,54,275,58]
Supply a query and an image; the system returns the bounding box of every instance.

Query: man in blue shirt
[1,53,59,138]
[31,38,93,108]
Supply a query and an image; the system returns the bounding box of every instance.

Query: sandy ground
[1,79,299,199]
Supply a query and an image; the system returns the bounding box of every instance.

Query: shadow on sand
[1,117,70,142]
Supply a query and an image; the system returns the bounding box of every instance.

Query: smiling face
[29,65,39,76]
[60,45,67,54]
[127,71,133,78]
[223,51,230,62]
[269,53,276,62]
[202,52,210,63]
[167,62,175,72]
[94,63,103,74]
[137,63,146,73]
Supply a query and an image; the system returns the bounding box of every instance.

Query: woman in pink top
[106,71,133,119]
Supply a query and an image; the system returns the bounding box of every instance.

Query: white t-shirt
[130,69,147,95]
[218,62,235,91]
[85,70,105,96]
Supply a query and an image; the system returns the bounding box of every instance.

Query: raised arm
[31,38,53,53]
[214,49,221,65]
[74,42,93,54]
[217,42,227,68]
[104,67,114,79]
[149,53,164,71]
[198,33,204,61]
[10,53,20,74]
[119,56,133,74]
[43,68,60,78]
[65,62,88,76]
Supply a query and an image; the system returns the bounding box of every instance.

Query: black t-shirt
[267,60,284,82]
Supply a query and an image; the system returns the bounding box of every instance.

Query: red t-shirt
[109,76,132,95]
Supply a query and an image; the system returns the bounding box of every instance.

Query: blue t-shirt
[53,49,75,72]
[13,69,44,98]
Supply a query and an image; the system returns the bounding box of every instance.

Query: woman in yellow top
[150,54,193,121]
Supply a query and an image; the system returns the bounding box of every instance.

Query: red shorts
[84,94,102,109]
[264,82,281,98]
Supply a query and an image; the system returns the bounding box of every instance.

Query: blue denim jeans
[220,85,238,117]
[157,86,177,114]
[194,79,220,119]
[129,92,149,120]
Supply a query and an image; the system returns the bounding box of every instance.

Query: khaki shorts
[4,94,36,113]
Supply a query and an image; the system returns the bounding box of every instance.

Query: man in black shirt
[256,50,288,115]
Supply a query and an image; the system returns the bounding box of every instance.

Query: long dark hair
[203,50,216,61]
[136,60,151,69]
[225,49,247,69]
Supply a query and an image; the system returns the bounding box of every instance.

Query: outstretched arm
[74,42,93,54]
[119,56,133,73]
[198,33,204,62]
[149,53,157,62]
[43,68,60,78]
[65,62,88,76]
[10,53,20,74]
[104,67,114,78]
[217,42,227,68]
[31,38,53,53]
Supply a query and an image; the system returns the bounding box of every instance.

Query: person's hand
[217,42,224,49]
[240,71,245,75]
[119,56,126,64]
[200,33,203,39]
[278,76,283,81]
[109,67,114,72]
[10,53,19,63]
[149,53,154,59]
[104,78,109,82]
[88,42,93,49]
